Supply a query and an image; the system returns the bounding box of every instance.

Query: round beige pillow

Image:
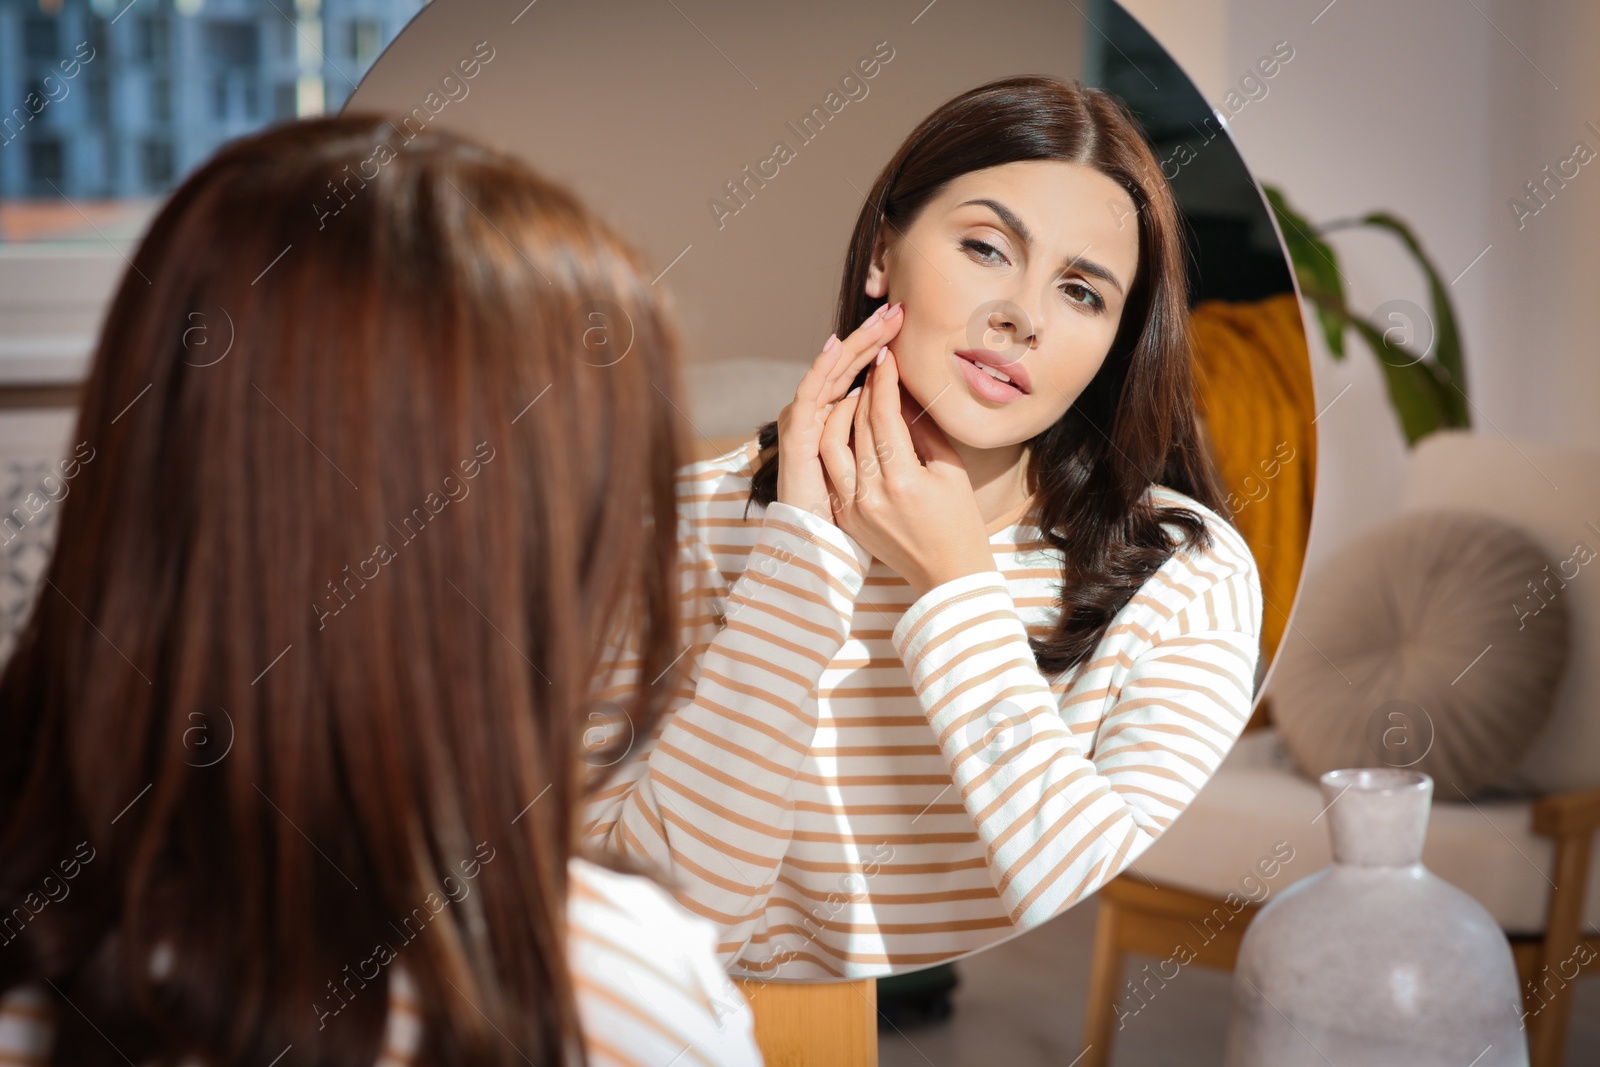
[1270,508,1572,800]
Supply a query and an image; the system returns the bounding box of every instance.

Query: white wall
[1126,0,1599,691]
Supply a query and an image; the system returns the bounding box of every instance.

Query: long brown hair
[746,75,1228,676]
[0,114,687,1065]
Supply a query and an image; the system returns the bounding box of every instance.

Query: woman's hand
[775,303,904,520]
[818,345,995,600]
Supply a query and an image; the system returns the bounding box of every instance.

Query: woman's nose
[980,297,1040,354]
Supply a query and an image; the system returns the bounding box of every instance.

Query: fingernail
[875,346,887,366]
[884,302,903,319]
[866,304,887,324]
[846,385,862,397]
[823,333,840,353]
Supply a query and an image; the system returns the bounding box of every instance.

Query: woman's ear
[863,225,892,300]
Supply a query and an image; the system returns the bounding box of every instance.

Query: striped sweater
[0,857,762,1066]
[582,437,1263,980]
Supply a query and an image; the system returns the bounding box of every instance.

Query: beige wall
[1123,0,1600,705]
[347,0,1088,439]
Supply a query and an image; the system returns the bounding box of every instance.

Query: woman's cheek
[898,336,941,408]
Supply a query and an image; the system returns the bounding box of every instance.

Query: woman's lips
[953,350,1030,403]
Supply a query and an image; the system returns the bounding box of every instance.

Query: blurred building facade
[0,0,425,200]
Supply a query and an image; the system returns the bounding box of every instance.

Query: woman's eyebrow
[957,197,1126,296]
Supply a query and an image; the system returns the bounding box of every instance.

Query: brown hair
[746,75,1229,676]
[0,113,687,1066]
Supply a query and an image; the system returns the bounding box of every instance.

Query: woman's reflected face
[865,160,1142,450]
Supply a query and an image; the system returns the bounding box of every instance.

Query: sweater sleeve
[568,861,767,1067]
[580,495,872,965]
[889,535,1262,930]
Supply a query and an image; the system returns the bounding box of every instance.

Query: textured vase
[1225,767,1529,1067]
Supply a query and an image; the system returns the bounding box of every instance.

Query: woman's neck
[950,440,1031,530]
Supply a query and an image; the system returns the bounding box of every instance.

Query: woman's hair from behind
[0,113,688,1066]
[746,75,1229,678]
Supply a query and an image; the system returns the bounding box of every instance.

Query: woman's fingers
[853,354,880,491]
[776,330,851,513]
[781,332,843,452]
[782,301,903,482]
[865,346,919,479]
[820,458,841,519]
[793,332,845,415]
[819,386,862,509]
[823,302,904,401]
[776,304,902,517]
[798,301,905,426]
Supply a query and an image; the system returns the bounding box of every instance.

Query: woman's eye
[962,237,1104,312]
[960,238,1005,264]
[1061,281,1105,311]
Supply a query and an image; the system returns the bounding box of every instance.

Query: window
[23,18,58,62]
[88,76,111,127]
[140,138,173,186]
[348,19,382,65]
[27,139,64,188]
[24,80,53,127]
[206,22,260,66]
[151,77,172,123]
[136,18,170,65]
[4,3,423,209]
[89,17,110,61]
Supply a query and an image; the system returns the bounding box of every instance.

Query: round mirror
[347,0,1316,982]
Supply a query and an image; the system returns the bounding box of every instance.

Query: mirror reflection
[347,0,1314,983]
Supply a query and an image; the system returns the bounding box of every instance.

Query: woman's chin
[922,411,1024,453]
[899,379,1035,453]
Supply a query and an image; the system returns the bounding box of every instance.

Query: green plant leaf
[1260,187,1473,446]
[1263,185,1347,359]
[1355,212,1470,426]
[1305,291,1464,444]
